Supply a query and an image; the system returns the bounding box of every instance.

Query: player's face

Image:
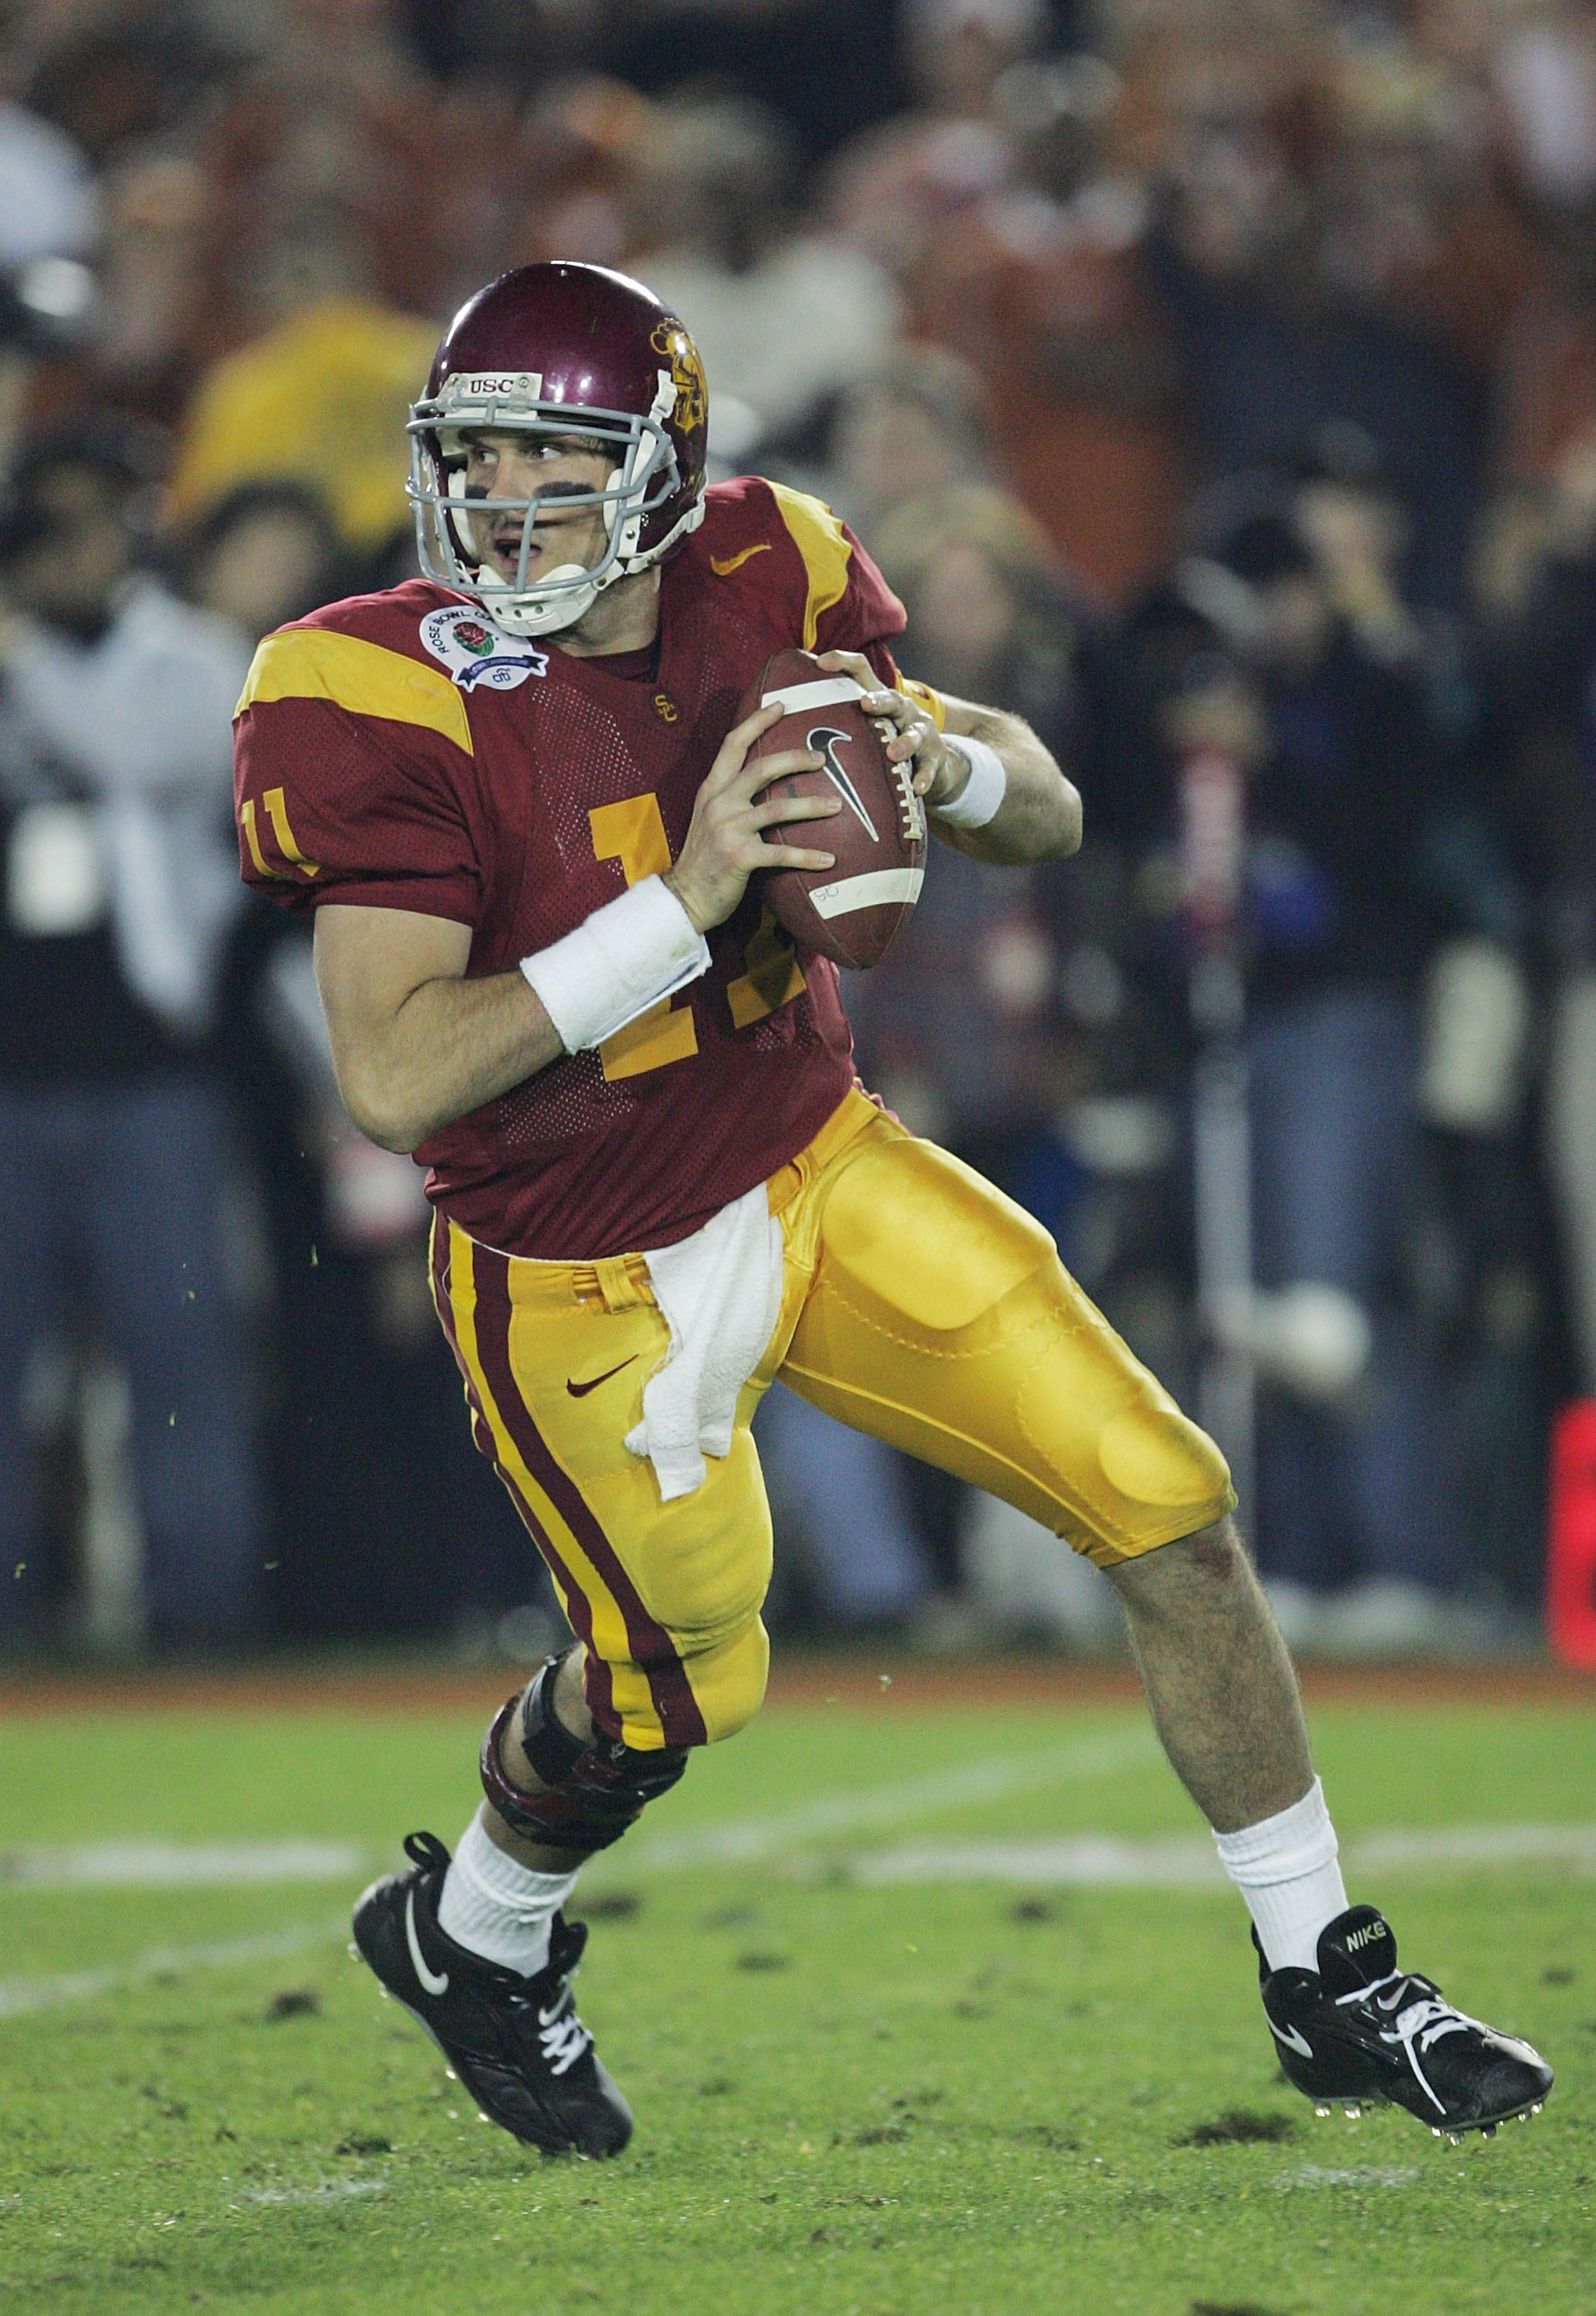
[459,429,619,585]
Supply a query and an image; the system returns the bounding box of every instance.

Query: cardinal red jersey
[233,476,908,1259]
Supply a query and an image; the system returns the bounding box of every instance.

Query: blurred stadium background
[5,0,1596,1678]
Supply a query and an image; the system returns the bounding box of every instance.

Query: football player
[234,262,1550,2155]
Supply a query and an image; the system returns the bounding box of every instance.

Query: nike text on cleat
[351,1830,632,2157]
[1257,1905,1554,2138]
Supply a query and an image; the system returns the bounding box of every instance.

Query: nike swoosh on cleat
[710,543,773,576]
[1267,2019,1314,2059]
[405,1890,449,1996]
[566,1357,637,1399]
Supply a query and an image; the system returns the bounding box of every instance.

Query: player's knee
[681,1609,769,1743]
[1006,1287,1234,1557]
[1090,1397,1234,1534]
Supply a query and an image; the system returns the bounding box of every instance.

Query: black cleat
[1260,1905,1553,2142]
[351,1831,632,2157]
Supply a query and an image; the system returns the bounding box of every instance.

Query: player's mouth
[485,520,540,576]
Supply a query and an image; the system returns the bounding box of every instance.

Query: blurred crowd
[4,0,1596,1662]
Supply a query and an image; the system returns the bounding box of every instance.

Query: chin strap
[485,564,601,638]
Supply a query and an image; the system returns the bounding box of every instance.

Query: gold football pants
[431,1087,1234,1751]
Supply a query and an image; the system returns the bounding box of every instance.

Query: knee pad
[479,1651,689,1856]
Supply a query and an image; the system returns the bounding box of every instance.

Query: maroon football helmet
[407,262,709,636]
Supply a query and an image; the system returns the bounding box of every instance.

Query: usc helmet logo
[651,318,707,435]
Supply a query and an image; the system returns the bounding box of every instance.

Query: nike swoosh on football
[405,1889,448,1996]
[710,543,773,576]
[566,1356,638,1399]
[1267,2018,1314,2059]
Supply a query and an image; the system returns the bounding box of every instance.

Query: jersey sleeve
[232,624,482,923]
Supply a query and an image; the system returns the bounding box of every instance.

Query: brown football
[738,648,928,970]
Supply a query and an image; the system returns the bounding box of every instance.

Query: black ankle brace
[517,1650,588,1786]
[478,1652,689,1856]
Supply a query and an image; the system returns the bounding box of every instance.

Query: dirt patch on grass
[1191,2303,1290,2315]
[1175,2110,1297,2147]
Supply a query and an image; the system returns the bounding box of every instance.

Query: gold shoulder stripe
[766,482,852,651]
[235,628,472,757]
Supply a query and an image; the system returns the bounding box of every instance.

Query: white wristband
[520,874,711,1051]
[933,733,1007,829]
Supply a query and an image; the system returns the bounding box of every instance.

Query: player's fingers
[884,714,934,760]
[753,841,837,871]
[745,792,840,828]
[705,700,786,787]
[860,684,912,731]
[815,647,876,688]
[731,745,821,799]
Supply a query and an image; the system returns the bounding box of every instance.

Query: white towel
[624,1181,786,1501]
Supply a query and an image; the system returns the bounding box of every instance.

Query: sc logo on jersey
[420,604,549,692]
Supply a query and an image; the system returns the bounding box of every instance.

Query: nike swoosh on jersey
[405,1888,449,1996]
[1267,2018,1314,2059]
[710,543,773,577]
[566,1356,638,1399]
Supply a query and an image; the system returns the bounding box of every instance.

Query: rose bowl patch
[420,604,549,692]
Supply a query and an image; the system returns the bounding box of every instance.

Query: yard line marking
[1349,1823,1596,1871]
[243,2180,387,2207]
[0,1915,347,2019]
[624,1728,1158,1870]
[849,1834,1220,1887]
[0,1840,372,1892]
[1283,2165,1419,2189]
[845,1823,1596,1887]
[0,1740,1156,1895]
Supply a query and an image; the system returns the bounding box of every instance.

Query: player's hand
[814,648,966,814]
[663,700,839,933]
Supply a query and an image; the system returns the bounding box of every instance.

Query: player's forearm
[937,700,1083,864]
[333,969,565,1153]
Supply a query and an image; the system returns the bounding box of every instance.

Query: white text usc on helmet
[446,372,544,403]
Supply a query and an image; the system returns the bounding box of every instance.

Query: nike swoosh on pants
[566,1357,637,1398]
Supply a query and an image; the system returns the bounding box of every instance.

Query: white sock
[1212,1776,1349,1973]
[436,1810,580,1977]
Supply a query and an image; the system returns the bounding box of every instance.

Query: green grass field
[1,1675,1593,2316]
